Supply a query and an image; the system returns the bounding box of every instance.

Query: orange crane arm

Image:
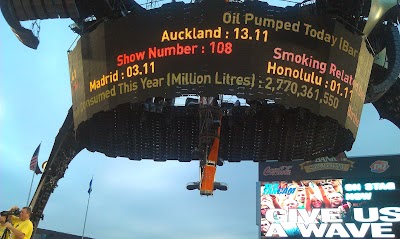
[200,120,221,195]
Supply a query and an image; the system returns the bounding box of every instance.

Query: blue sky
[0,1,400,239]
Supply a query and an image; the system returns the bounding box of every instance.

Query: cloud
[98,159,196,192]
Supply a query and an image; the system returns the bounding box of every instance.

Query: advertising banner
[258,154,400,181]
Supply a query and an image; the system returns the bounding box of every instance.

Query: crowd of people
[0,206,33,239]
[260,179,352,237]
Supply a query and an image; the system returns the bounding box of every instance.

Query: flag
[88,178,93,194]
[30,144,42,175]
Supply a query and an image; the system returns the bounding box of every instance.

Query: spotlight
[186,182,200,190]
[213,182,228,191]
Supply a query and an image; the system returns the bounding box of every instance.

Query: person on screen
[322,182,336,194]
[328,192,352,221]
[295,190,306,209]
[261,195,272,219]
[326,179,343,194]
[261,194,283,223]
[321,180,343,194]
[266,198,298,215]
[283,199,298,210]
[281,199,301,237]
[309,194,324,208]
[260,218,270,236]
[305,194,327,223]
[284,181,305,208]
[261,195,274,208]
[303,181,331,210]
[329,192,344,207]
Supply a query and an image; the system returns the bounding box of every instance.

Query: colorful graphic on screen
[259,179,400,238]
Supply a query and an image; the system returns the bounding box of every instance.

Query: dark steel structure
[0,0,399,231]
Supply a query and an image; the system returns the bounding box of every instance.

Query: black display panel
[68,1,373,136]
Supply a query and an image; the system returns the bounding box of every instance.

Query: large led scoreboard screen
[258,155,400,238]
[68,1,374,136]
[259,179,400,238]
